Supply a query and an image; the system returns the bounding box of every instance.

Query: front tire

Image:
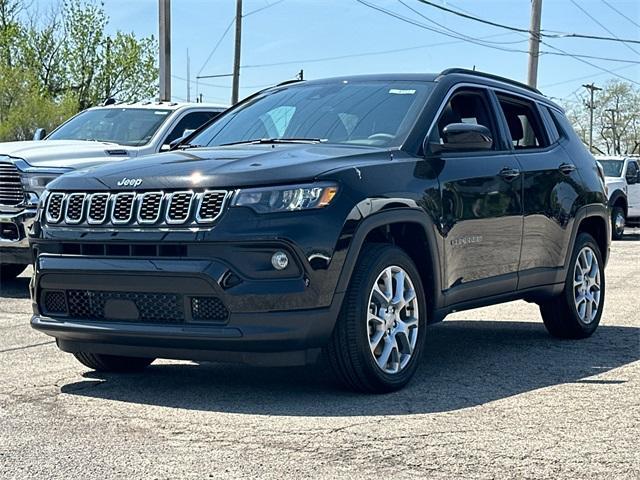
[73,352,155,372]
[0,263,28,282]
[327,244,427,393]
[611,206,625,240]
[539,233,605,339]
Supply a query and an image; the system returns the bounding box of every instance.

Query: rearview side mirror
[33,128,46,141]
[426,123,493,155]
[627,172,638,185]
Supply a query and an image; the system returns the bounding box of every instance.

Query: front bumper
[30,250,345,366]
[0,208,36,264]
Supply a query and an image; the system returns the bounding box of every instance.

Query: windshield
[190,80,433,148]
[48,108,172,146]
[599,159,624,177]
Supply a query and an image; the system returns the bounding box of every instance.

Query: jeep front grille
[88,193,109,224]
[167,192,194,223]
[198,191,227,221]
[138,192,163,223]
[0,161,24,206]
[65,193,86,223]
[45,193,65,223]
[44,190,229,227]
[112,193,135,223]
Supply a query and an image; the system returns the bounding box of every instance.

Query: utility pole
[231,0,243,105]
[526,0,542,88]
[583,83,602,154]
[186,48,191,102]
[159,0,171,101]
[606,108,619,154]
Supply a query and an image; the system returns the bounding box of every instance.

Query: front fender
[333,207,444,306]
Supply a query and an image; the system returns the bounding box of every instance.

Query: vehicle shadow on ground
[619,233,640,241]
[60,320,639,416]
[0,276,30,299]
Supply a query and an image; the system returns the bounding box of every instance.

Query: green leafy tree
[0,0,158,141]
[565,80,640,155]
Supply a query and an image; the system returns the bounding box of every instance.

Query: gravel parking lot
[1,232,638,479]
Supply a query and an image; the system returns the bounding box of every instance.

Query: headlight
[232,183,339,213]
[19,168,71,205]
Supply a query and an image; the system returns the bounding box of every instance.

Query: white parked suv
[596,156,640,239]
[0,101,227,280]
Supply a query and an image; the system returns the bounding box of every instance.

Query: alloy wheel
[367,266,419,374]
[573,246,601,324]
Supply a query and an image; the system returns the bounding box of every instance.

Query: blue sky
[97,0,639,105]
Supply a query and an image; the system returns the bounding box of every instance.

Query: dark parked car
[29,69,610,392]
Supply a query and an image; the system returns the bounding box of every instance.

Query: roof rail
[439,68,541,94]
[275,78,304,88]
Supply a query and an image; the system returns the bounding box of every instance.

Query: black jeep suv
[30,69,610,392]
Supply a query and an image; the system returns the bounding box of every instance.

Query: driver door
[626,159,640,218]
[432,88,523,305]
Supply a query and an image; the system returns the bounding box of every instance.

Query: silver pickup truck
[0,101,227,280]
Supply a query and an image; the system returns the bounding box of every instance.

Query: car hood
[604,176,624,188]
[0,140,136,170]
[49,143,391,190]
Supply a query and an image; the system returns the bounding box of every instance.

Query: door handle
[559,163,576,175]
[499,167,521,180]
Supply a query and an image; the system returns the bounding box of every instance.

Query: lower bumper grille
[41,290,230,324]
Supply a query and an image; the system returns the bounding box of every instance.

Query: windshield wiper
[219,137,325,147]
[176,143,205,150]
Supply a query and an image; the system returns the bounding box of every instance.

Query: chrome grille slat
[0,161,24,206]
[138,192,163,224]
[46,193,65,223]
[197,191,228,222]
[87,193,109,224]
[166,191,194,224]
[65,193,86,224]
[111,193,136,224]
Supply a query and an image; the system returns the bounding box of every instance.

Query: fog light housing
[271,251,289,270]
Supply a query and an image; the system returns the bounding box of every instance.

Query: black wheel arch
[565,204,611,269]
[334,208,444,321]
[608,189,628,215]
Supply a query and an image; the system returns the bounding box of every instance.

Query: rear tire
[73,352,155,372]
[611,206,625,240]
[0,263,28,282]
[327,244,427,393]
[539,232,605,339]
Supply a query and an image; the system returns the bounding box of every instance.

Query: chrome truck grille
[0,161,25,206]
[44,190,229,227]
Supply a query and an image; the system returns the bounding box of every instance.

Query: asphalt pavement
[1,232,638,479]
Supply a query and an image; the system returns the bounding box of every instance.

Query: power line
[354,0,640,67]
[569,0,640,57]
[355,0,530,54]
[172,74,271,89]
[540,63,638,89]
[197,17,235,77]
[240,33,521,69]
[396,0,528,46]
[416,0,640,45]
[540,39,640,86]
[243,0,285,17]
[600,0,640,29]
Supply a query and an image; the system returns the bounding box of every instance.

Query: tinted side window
[627,161,638,178]
[540,106,560,144]
[431,89,498,150]
[496,95,548,149]
[164,111,220,144]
